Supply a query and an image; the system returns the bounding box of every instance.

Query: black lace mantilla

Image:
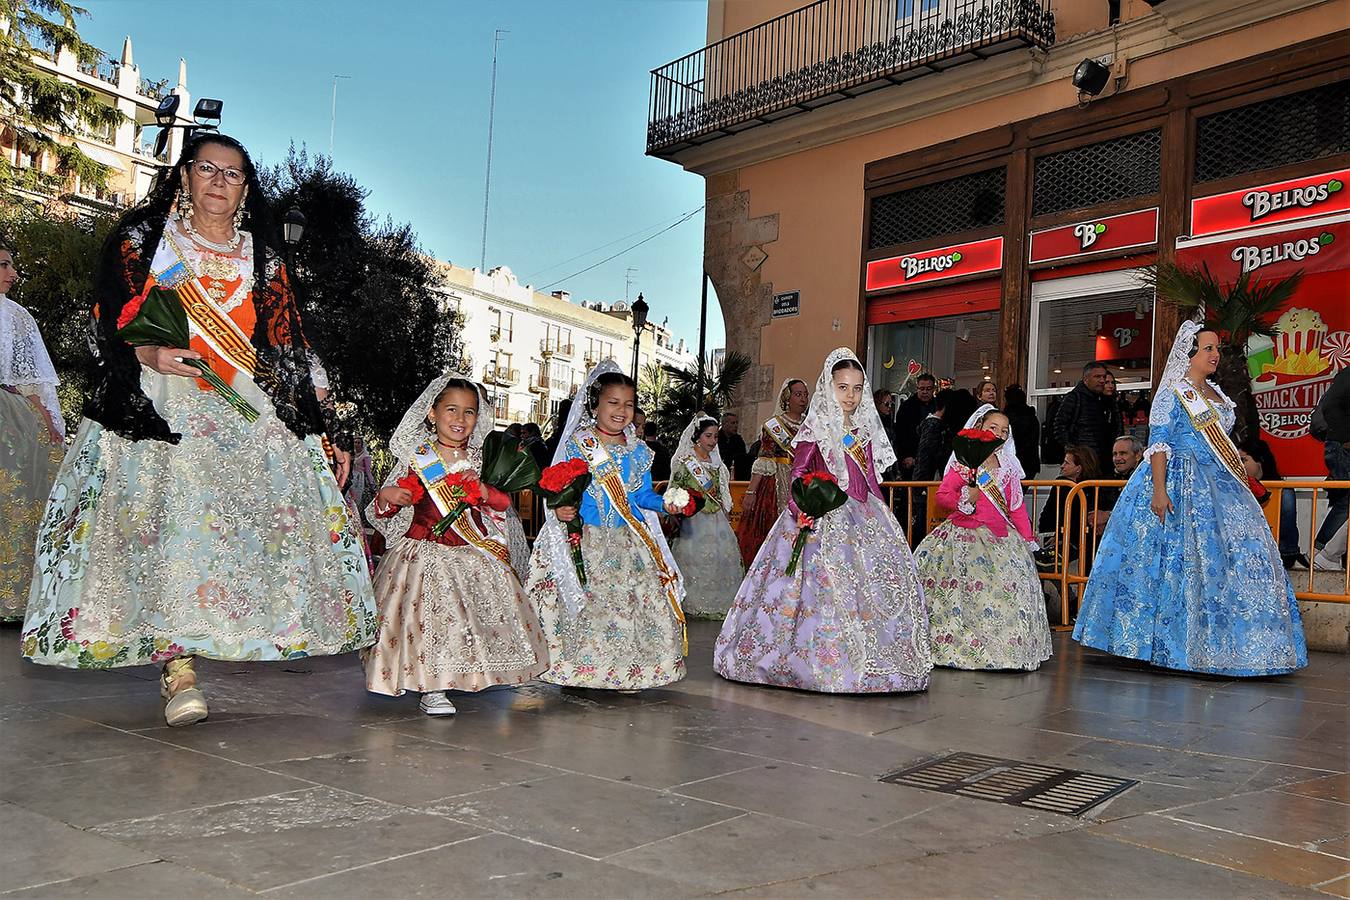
[84,219,329,444]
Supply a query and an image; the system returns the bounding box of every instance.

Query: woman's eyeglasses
[189,160,246,186]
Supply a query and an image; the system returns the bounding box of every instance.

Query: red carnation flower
[539,458,589,493]
[956,428,999,440]
[115,288,152,330]
[801,472,838,487]
[396,472,426,504]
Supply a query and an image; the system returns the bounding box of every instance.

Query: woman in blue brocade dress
[1073,321,1306,676]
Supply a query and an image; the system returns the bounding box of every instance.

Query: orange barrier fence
[512,477,1350,622]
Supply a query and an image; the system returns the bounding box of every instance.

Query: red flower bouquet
[429,470,484,537]
[536,458,594,585]
[785,470,849,576]
[117,286,259,422]
[951,428,1005,483]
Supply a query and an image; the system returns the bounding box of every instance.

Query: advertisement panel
[1175,215,1349,474]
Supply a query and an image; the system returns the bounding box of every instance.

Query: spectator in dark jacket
[521,422,551,471]
[1312,368,1350,565]
[894,373,938,475]
[914,388,962,481]
[1038,443,1100,566]
[1054,361,1114,467]
[645,422,672,481]
[717,412,750,481]
[1003,384,1041,479]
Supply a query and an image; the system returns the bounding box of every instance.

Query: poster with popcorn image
[1177,217,1350,475]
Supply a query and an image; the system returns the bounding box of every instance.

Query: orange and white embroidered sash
[411,442,511,567]
[574,429,685,635]
[154,234,259,380]
[975,467,1014,526]
[1175,384,1248,488]
[684,456,715,492]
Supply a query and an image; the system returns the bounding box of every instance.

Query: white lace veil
[1,295,63,437]
[772,378,807,420]
[1150,318,1206,428]
[671,413,733,511]
[945,402,1026,483]
[369,373,497,541]
[793,347,896,489]
[535,358,684,617]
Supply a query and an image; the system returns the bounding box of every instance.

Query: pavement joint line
[416,771,575,809]
[1090,825,1350,891]
[255,831,492,894]
[600,812,752,862]
[0,859,249,897]
[666,763,774,790]
[1152,811,1350,861]
[1313,873,1350,889]
[88,787,315,833]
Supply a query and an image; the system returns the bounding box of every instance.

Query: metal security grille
[1195,80,1350,184]
[1032,129,1162,218]
[869,167,1005,249]
[881,752,1137,817]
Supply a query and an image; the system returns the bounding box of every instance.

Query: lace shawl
[793,347,897,489]
[0,295,63,436]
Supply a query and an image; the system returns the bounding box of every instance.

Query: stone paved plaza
[1,622,1346,899]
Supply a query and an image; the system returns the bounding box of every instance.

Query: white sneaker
[419,692,457,716]
[1313,550,1346,572]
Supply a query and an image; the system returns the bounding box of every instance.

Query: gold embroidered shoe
[160,656,208,727]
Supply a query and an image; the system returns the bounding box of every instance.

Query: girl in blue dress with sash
[1073,320,1306,676]
[525,361,687,691]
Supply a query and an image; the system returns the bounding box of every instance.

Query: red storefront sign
[1190,168,1350,238]
[1095,309,1154,363]
[1029,208,1159,264]
[1176,215,1350,475]
[865,236,1003,291]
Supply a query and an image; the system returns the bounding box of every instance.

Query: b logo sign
[1074,222,1107,250]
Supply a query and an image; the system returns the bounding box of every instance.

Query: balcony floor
[1,622,1345,897]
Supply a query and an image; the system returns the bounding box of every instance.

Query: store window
[1028,270,1154,418]
[867,311,1002,396]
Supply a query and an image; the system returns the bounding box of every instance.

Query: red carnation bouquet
[537,458,593,585]
[785,470,849,576]
[116,286,259,422]
[396,468,484,536]
[951,428,1005,483]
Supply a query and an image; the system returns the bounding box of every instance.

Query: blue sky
[78,0,723,349]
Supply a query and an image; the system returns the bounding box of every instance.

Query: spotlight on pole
[282,207,307,246]
[630,292,650,381]
[193,98,224,128]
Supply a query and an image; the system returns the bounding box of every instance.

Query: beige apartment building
[649,0,1350,475]
[3,33,194,213]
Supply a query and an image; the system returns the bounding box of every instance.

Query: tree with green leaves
[0,203,114,422]
[260,146,467,441]
[1,0,123,197]
[649,350,752,445]
[1144,261,1303,445]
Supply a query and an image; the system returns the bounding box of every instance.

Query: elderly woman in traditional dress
[20,134,377,725]
[1,243,65,620]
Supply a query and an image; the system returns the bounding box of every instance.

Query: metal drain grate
[880,752,1137,817]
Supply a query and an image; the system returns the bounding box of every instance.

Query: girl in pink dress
[913,403,1052,671]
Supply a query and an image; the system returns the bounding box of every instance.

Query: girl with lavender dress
[713,348,931,693]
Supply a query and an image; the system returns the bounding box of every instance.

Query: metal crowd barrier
[511,478,1350,623]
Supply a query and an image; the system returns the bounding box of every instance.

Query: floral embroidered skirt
[527,524,685,690]
[673,510,744,619]
[21,371,377,668]
[363,537,547,695]
[714,493,931,693]
[1073,451,1306,677]
[914,521,1052,671]
[1,389,63,620]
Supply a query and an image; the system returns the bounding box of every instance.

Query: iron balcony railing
[647,0,1055,157]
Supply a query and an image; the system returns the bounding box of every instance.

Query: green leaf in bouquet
[481,430,541,493]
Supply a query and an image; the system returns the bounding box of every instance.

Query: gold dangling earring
[176,186,193,221]
[232,202,245,232]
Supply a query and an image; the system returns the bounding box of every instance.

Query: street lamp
[282,207,306,273]
[630,292,649,381]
